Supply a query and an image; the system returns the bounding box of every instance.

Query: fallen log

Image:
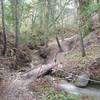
[20,62,56,80]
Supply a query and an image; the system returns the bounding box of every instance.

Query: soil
[0,58,34,100]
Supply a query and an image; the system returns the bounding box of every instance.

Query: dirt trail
[0,73,35,100]
[0,57,100,100]
[0,67,100,100]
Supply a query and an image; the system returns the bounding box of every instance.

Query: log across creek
[20,62,100,97]
[20,62,56,80]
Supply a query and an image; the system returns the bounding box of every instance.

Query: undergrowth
[42,89,79,100]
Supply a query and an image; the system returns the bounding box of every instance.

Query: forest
[0,0,100,100]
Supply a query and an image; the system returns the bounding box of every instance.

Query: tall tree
[78,0,86,57]
[59,0,64,41]
[56,34,63,52]
[15,0,20,48]
[44,0,49,46]
[97,0,100,22]
[8,0,23,48]
[0,0,7,55]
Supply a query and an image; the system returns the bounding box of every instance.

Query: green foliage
[19,30,48,46]
[79,2,100,38]
[19,31,33,43]
[81,3,100,17]
[82,19,93,37]
[43,89,79,100]
[3,0,74,45]
[3,0,99,48]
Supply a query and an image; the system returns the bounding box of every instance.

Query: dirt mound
[0,32,3,45]
[88,57,100,81]
[16,46,32,68]
[0,30,15,56]
[0,31,3,55]
[0,57,15,80]
[38,46,50,64]
[38,46,50,59]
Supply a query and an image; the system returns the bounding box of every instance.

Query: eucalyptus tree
[49,0,64,52]
[0,0,7,55]
[36,0,53,46]
[14,0,19,48]
[31,9,37,32]
[78,0,86,57]
[97,0,100,22]
[77,0,100,57]
[59,0,64,41]
[8,0,24,48]
[43,0,49,46]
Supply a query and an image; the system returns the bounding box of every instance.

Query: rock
[74,73,90,87]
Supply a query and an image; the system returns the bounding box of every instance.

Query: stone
[74,73,90,87]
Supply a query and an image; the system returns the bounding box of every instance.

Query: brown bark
[21,62,56,80]
[56,35,63,52]
[15,0,20,48]
[78,0,86,57]
[0,0,7,56]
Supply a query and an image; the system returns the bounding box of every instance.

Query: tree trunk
[31,10,37,33]
[79,25,86,57]
[43,0,49,47]
[21,62,56,80]
[56,35,63,52]
[78,0,86,57]
[60,0,64,41]
[0,0,7,56]
[15,0,20,48]
[97,0,100,22]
